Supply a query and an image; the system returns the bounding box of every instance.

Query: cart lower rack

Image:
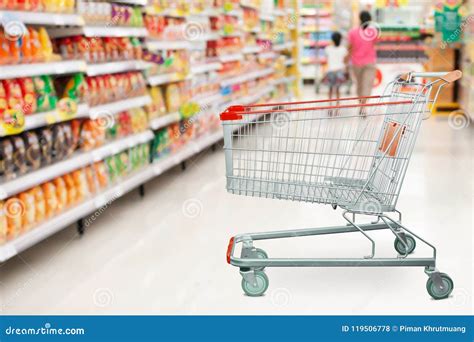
[220,70,462,299]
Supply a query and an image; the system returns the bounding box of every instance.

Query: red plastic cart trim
[219,99,413,120]
[226,237,235,264]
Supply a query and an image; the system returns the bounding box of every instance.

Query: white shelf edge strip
[86,60,147,76]
[146,40,191,50]
[149,112,181,130]
[48,26,148,38]
[0,130,153,200]
[0,60,86,80]
[190,62,222,74]
[0,10,84,26]
[89,95,151,116]
[221,68,274,87]
[147,73,186,86]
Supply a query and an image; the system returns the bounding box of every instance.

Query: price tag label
[1,109,25,136]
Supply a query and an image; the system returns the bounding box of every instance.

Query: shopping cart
[220,70,462,299]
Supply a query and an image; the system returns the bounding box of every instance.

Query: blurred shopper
[346,11,378,109]
[322,32,347,108]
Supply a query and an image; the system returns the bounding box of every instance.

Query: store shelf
[48,26,148,38]
[112,0,148,5]
[0,166,154,262]
[151,130,224,176]
[243,46,262,54]
[149,112,181,130]
[194,93,223,107]
[86,60,147,76]
[190,62,222,74]
[274,42,295,51]
[259,51,277,59]
[259,13,275,22]
[0,60,86,80]
[273,75,295,86]
[147,72,187,86]
[221,68,274,87]
[0,130,153,200]
[284,58,296,66]
[90,130,154,162]
[145,40,191,50]
[89,95,151,117]
[218,53,244,63]
[0,10,84,26]
[23,103,89,131]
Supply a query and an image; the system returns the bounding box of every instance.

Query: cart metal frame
[220,70,462,299]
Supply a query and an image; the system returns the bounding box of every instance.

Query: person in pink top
[346,11,379,102]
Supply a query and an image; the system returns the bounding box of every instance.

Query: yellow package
[165,84,181,113]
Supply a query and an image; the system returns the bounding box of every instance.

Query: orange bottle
[31,186,45,223]
[5,197,23,239]
[42,182,58,218]
[38,27,53,61]
[53,176,68,212]
[19,191,35,231]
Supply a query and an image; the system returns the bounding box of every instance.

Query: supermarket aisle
[1,86,472,315]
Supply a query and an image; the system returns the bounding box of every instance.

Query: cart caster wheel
[394,235,416,255]
[426,273,453,300]
[242,271,269,297]
[254,248,268,271]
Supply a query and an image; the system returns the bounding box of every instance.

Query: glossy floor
[1,86,472,314]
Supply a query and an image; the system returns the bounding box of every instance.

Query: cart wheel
[254,248,268,271]
[394,235,416,255]
[426,273,453,300]
[242,271,269,297]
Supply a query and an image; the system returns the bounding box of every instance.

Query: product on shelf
[85,71,146,106]
[143,49,189,76]
[0,27,58,65]
[77,1,144,27]
[54,36,143,63]
[0,0,75,12]
[147,86,167,119]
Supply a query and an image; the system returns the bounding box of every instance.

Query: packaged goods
[12,136,27,175]
[53,176,68,212]
[42,182,58,218]
[0,138,15,180]
[38,127,53,166]
[19,191,35,231]
[31,186,45,223]
[63,173,77,205]
[17,78,38,115]
[93,161,109,188]
[51,124,65,161]
[72,169,90,201]
[84,166,97,194]
[5,197,22,239]
[3,79,24,112]
[23,131,41,170]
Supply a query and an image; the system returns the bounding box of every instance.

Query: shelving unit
[0,0,300,261]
